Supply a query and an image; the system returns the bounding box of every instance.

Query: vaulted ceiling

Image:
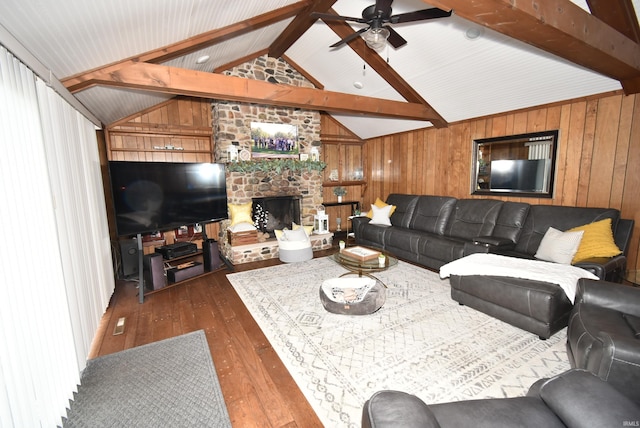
[1,0,639,139]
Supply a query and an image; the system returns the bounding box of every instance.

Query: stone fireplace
[212,55,332,264]
[253,195,301,237]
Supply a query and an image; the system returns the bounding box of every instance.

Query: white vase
[337,195,343,203]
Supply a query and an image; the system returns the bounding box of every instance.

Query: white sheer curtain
[0,45,114,427]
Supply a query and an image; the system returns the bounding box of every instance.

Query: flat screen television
[490,159,547,192]
[108,161,228,237]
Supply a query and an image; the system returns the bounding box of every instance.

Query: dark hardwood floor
[90,250,337,427]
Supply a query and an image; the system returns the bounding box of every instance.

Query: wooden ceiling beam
[428,0,640,94]
[269,0,338,58]
[62,2,309,93]
[586,0,640,43]
[76,62,439,121]
[323,15,448,128]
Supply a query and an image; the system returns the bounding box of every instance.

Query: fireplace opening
[252,195,301,237]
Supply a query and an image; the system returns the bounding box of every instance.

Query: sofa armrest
[537,369,640,427]
[575,278,640,317]
[594,332,640,377]
[574,254,627,281]
[472,236,516,249]
[362,391,441,428]
[352,216,371,228]
[464,236,515,256]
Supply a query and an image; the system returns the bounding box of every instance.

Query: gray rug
[63,330,231,427]
[227,257,571,428]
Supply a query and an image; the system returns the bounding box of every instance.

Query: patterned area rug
[227,257,571,428]
[63,330,231,427]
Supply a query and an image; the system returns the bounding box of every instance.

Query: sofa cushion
[370,204,393,226]
[383,227,423,264]
[538,369,640,428]
[534,227,584,264]
[366,197,397,218]
[444,199,503,240]
[514,205,620,256]
[492,202,530,243]
[409,196,456,235]
[567,218,622,263]
[418,234,467,264]
[386,194,420,228]
[359,223,391,248]
[363,391,441,428]
[429,397,565,428]
[449,275,573,338]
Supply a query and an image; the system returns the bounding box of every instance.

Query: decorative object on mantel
[310,147,320,162]
[314,205,329,234]
[227,143,238,162]
[239,148,251,161]
[225,158,326,174]
[333,186,347,203]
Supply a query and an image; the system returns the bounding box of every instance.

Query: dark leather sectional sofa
[352,194,634,339]
[352,194,634,279]
[362,369,640,428]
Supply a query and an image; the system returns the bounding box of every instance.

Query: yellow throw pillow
[568,218,622,263]
[366,198,396,218]
[228,202,253,226]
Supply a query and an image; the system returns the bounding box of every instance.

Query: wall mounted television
[108,161,228,237]
[490,159,548,192]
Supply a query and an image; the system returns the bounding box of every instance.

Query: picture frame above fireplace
[251,122,299,159]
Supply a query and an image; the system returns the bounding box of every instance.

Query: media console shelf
[143,250,224,298]
[136,232,225,303]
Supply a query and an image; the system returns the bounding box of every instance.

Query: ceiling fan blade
[386,26,407,49]
[374,0,394,16]
[311,12,367,24]
[330,27,369,48]
[391,8,452,24]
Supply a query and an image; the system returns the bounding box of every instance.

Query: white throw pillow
[283,228,308,242]
[370,204,392,226]
[228,221,257,233]
[535,227,584,265]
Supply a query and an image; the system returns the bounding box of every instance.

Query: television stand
[135,231,225,303]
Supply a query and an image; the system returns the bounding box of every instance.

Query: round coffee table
[332,247,398,288]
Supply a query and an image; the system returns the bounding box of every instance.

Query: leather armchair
[362,369,640,428]
[567,278,640,402]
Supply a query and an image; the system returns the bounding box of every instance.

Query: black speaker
[120,239,139,278]
[144,253,167,291]
[203,239,222,272]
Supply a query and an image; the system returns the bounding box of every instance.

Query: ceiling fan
[312,0,452,50]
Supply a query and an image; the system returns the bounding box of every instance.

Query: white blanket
[439,253,599,303]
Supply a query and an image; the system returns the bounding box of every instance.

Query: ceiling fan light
[363,27,390,50]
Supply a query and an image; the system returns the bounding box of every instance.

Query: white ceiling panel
[74,87,173,126]
[286,22,404,101]
[329,114,432,140]
[164,20,294,72]
[0,0,637,134]
[0,0,298,78]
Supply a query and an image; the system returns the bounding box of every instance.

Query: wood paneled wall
[106,96,212,163]
[363,91,640,270]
